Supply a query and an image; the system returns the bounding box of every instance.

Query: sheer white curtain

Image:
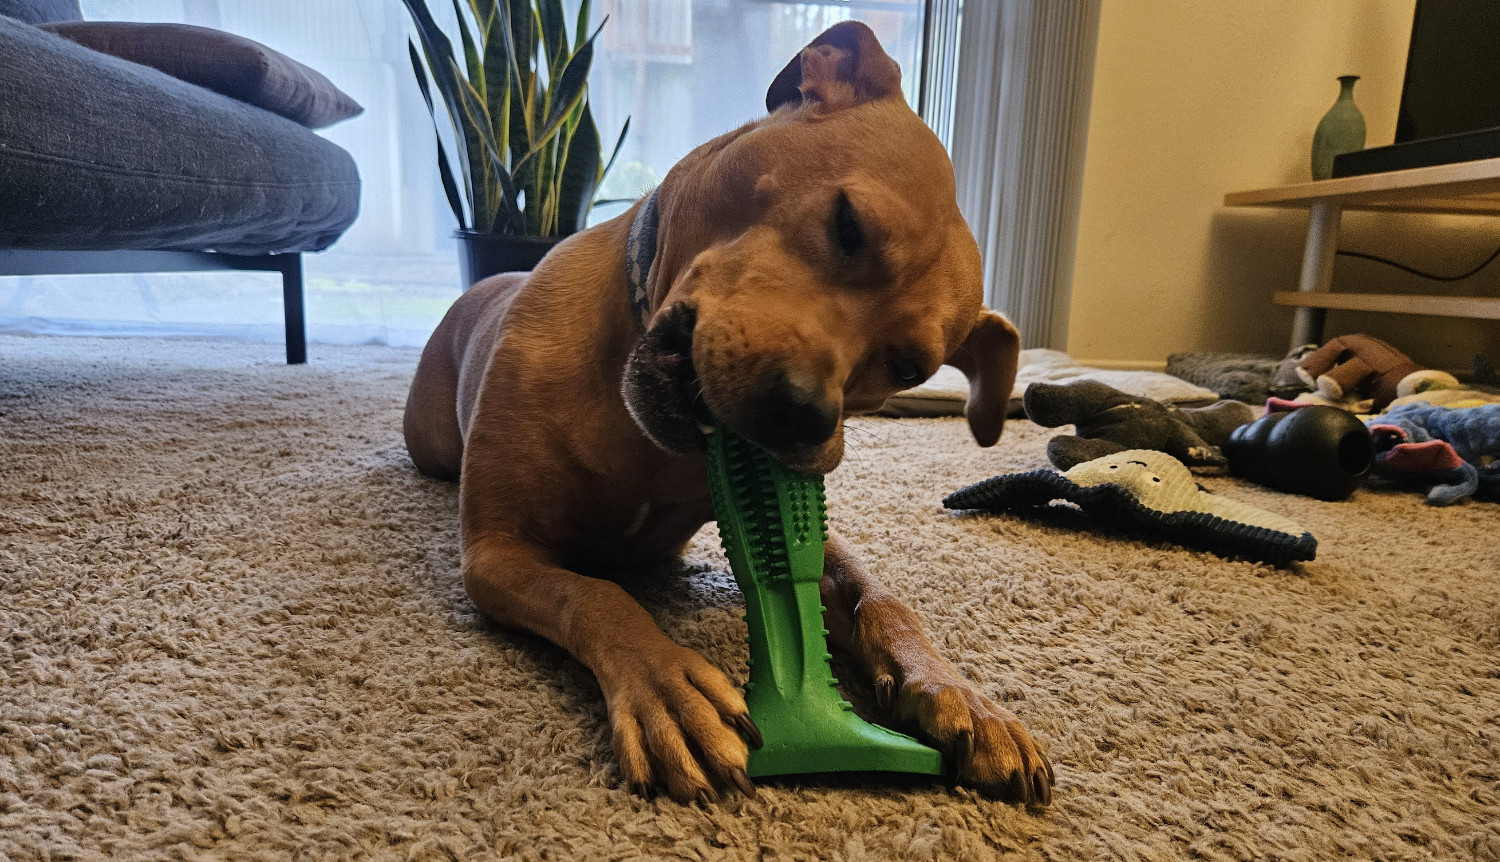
[0,0,927,349]
[950,0,1101,351]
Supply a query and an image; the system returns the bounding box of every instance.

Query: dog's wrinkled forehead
[765,103,956,200]
[737,103,981,326]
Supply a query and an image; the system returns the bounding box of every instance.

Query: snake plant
[402,0,628,236]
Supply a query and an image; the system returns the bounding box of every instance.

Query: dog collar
[625,187,660,331]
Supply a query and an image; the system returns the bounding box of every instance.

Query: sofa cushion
[39,21,364,129]
[0,0,80,25]
[0,16,360,255]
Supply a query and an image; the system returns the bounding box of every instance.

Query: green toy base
[707,425,947,780]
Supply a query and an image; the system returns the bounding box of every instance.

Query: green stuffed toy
[1024,380,1256,473]
[945,449,1317,566]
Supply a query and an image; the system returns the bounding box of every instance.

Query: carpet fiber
[2,335,1497,861]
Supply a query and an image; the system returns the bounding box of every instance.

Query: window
[591,0,927,213]
[1,1,926,348]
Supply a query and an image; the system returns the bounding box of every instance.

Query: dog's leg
[462,536,760,802]
[403,329,463,481]
[820,531,1054,805]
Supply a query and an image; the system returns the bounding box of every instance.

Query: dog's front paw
[879,667,1054,806]
[602,643,761,804]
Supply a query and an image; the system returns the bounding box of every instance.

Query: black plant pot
[456,230,563,289]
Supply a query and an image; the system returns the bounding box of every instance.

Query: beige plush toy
[1296,334,1458,412]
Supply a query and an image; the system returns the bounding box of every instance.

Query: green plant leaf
[451,0,484,101]
[574,0,592,52]
[409,40,469,229]
[555,103,601,235]
[478,0,511,158]
[508,0,534,88]
[540,27,597,137]
[450,57,523,232]
[536,0,568,79]
[492,155,526,234]
[448,58,497,228]
[434,137,469,230]
[402,2,464,132]
[600,115,629,190]
[528,133,556,235]
[469,0,494,30]
[506,0,535,167]
[404,1,487,227]
[408,34,475,219]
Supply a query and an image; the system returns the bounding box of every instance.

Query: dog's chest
[627,455,715,544]
[623,498,712,544]
[564,495,712,573]
[555,451,713,570]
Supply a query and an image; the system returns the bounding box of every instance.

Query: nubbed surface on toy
[704,423,945,780]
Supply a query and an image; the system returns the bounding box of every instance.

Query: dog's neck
[625,188,661,331]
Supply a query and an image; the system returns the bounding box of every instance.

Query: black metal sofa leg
[279,253,307,364]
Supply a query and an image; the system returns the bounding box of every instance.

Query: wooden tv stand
[1225,155,1500,350]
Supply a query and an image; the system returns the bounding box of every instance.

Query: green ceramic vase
[1311,75,1366,180]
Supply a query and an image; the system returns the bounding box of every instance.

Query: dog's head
[623,21,1019,473]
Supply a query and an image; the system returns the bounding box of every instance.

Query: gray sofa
[0,0,361,363]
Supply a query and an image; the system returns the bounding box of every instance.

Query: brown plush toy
[1296,334,1456,412]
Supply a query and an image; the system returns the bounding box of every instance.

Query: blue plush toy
[1364,402,1500,505]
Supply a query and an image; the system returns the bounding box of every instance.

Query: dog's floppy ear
[945,309,1022,447]
[765,20,903,113]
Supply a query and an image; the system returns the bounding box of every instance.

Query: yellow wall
[1067,0,1500,374]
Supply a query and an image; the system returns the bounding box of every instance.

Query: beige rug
[2,334,1497,862]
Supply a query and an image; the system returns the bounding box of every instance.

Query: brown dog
[403,21,1052,806]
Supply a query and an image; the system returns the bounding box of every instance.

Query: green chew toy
[705,423,946,779]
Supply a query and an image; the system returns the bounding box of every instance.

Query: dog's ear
[945,309,1021,447]
[765,21,903,113]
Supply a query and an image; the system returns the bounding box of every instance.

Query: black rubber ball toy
[1223,406,1374,501]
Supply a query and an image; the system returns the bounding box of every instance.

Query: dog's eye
[832,192,864,257]
[889,357,925,388]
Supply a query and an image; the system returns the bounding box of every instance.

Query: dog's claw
[629,780,654,799]
[953,728,975,772]
[732,713,764,749]
[1033,768,1052,807]
[1007,770,1029,804]
[875,674,895,711]
[728,767,758,799]
[696,788,717,807]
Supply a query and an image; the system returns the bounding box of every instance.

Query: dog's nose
[752,373,839,450]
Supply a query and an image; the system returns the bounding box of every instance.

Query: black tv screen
[1395,0,1500,143]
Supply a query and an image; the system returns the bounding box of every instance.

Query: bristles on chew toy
[706,423,945,779]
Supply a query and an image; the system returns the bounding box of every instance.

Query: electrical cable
[1336,244,1500,282]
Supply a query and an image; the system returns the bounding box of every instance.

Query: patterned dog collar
[624,187,660,331]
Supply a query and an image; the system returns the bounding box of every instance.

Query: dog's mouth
[623,303,845,473]
[622,304,715,455]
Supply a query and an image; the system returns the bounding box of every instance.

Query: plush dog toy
[1296,334,1458,412]
[1023,380,1256,472]
[1365,401,1500,505]
[944,449,1317,565]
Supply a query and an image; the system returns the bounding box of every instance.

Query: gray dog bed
[882,349,1219,419]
